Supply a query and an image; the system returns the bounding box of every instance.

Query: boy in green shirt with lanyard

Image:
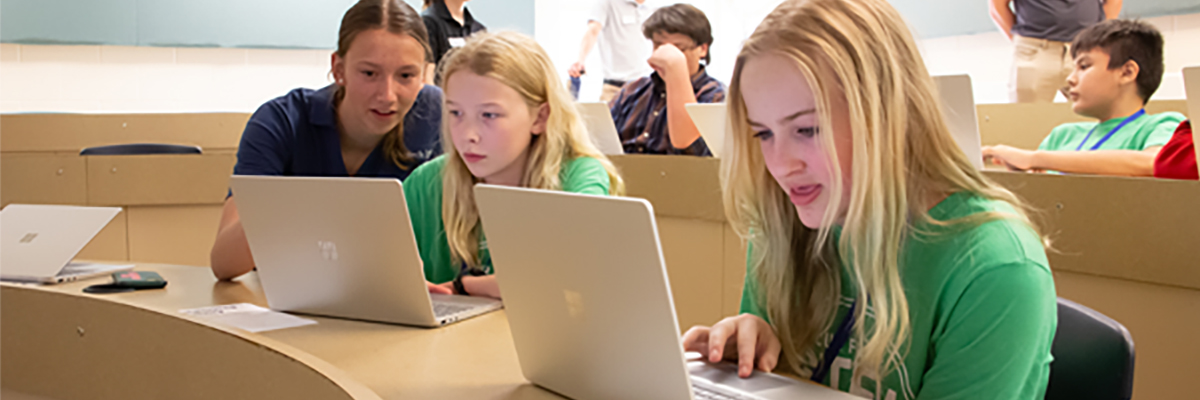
[983,19,1185,176]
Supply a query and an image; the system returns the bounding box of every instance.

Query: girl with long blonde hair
[681,0,1056,398]
[405,31,624,299]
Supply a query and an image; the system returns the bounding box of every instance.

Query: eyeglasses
[653,41,697,52]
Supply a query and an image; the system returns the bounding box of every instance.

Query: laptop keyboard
[432,301,476,318]
[692,379,765,400]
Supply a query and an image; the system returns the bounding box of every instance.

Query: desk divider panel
[0,113,248,153]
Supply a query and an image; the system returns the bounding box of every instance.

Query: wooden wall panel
[86,153,235,206]
[0,113,248,153]
[986,171,1200,289]
[126,205,223,267]
[1053,270,1200,400]
[0,153,87,207]
[658,217,725,332]
[76,209,128,262]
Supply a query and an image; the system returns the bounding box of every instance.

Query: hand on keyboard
[682,314,781,378]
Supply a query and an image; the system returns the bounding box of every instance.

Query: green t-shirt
[403,155,613,284]
[1038,111,1185,151]
[740,192,1056,399]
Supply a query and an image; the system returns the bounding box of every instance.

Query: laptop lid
[1,204,121,281]
[475,184,694,400]
[932,74,985,169]
[577,102,626,155]
[229,175,440,327]
[1183,66,1199,177]
[685,103,728,157]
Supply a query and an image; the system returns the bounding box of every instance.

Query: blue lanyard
[811,299,856,384]
[1075,109,1146,151]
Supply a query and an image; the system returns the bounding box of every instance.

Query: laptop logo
[564,290,585,318]
[18,233,38,244]
[317,241,339,261]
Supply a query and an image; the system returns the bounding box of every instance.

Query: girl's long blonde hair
[721,0,1041,382]
[438,31,625,268]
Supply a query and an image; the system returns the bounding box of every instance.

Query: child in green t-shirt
[680,0,1056,398]
[982,19,1185,176]
[407,32,625,299]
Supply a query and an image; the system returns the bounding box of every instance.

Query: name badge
[449,37,466,48]
[621,14,635,25]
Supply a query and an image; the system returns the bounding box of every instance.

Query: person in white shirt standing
[568,0,658,102]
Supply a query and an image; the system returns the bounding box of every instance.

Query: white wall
[1,6,1197,114]
[0,44,332,113]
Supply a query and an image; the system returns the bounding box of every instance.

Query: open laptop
[1183,66,1199,177]
[932,74,985,169]
[577,102,626,155]
[685,103,728,157]
[474,185,859,400]
[1,204,133,284]
[229,175,501,328]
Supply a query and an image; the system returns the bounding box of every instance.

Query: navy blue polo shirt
[233,84,443,182]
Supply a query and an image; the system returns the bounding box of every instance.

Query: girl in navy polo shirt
[210,0,443,280]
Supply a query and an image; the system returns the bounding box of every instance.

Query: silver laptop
[933,74,985,169]
[474,185,859,400]
[229,175,501,328]
[1,204,133,284]
[1184,66,1199,177]
[577,102,626,155]
[685,103,728,157]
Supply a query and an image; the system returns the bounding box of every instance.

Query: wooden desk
[1,265,553,400]
[1,264,848,400]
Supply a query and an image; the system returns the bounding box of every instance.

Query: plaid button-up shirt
[608,65,726,156]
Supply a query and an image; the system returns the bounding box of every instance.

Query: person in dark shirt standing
[421,0,486,84]
[989,0,1122,103]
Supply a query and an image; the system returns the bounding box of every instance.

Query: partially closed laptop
[577,102,626,155]
[932,74,985,170]
[685,103,728,157]
[230,175,501,328]
[1,204,133,284]
[474,185,858,400]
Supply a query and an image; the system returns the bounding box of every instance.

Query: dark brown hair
[642,3,713,64]
[1070,19,1164,104]
[334,0,432,168]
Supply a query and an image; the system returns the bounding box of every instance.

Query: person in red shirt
[1153,120,1198,180]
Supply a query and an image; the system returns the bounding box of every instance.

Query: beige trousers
[600,83,623,103]
[1010,35,1074,103]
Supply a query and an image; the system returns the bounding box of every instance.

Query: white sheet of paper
[179,303,316,333]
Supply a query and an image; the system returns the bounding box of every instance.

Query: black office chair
[1045,298,1135,400]
[79,143,202,156]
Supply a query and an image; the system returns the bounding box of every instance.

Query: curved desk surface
[1,264,849,400]
[1,264,557,400]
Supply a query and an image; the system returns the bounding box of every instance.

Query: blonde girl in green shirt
[406,31,624,299]
[681,0,1056,398]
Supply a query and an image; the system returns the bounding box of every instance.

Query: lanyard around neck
[811,299,857,384]
[1075,109,1146,151]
